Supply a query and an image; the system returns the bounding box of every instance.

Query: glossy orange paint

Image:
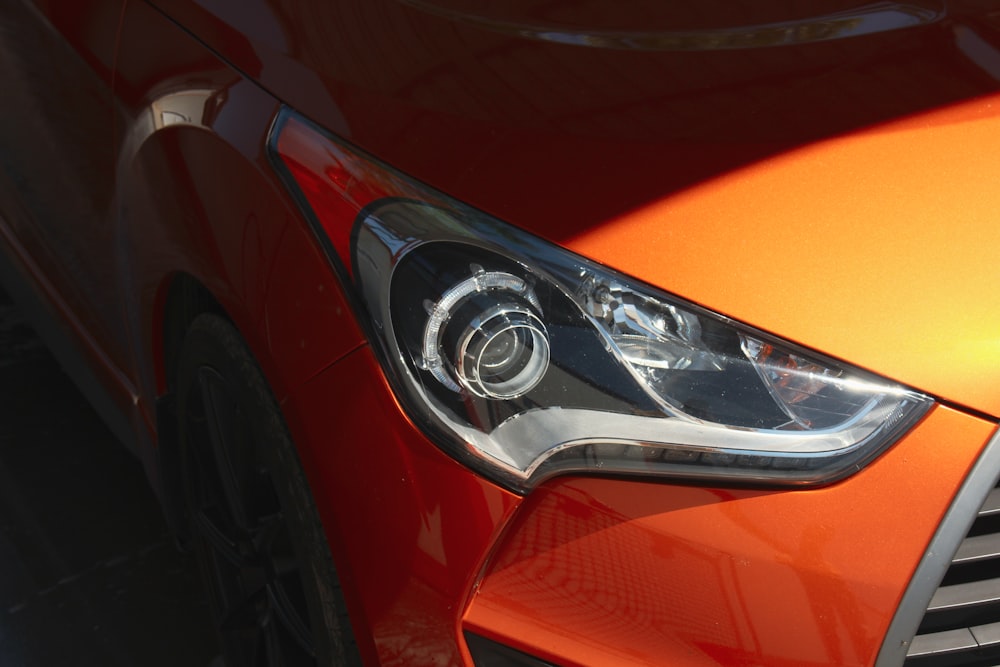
[4,1,1000,664]
[465,407,996,666]
[274,116,396,274]
[566,94,1000,419]
[284,346,522,666]
[157,0,1000,417]
[264,22,1000,662]
[147,0,997,253]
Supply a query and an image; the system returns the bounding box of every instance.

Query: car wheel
[177,314,359,667]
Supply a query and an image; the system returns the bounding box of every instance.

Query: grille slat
[969,621,1000,647]
[908,628,977,658]
[905,479,1000,665]
[977,489,1000,517]
[928,578,1000,613]
[953,534,1000,565]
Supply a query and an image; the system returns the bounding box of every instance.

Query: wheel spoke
[212,583,269,667]
[252,514,298,579]
[193,509,248,569]
[252,513,284,553]
[263,611,287,667]
[218,585,267,635]
[255,513,314,656]
[198,367,251,529]
[270,554,298,579]
[181,330,327,667]
[267,576,315,657]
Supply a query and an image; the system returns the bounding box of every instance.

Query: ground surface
[0,292,220,666]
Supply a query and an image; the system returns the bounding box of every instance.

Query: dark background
[0,290,220,666]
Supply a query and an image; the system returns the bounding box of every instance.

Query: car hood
[154,0,1000,416]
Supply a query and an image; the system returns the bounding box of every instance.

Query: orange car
[0,1,997,665]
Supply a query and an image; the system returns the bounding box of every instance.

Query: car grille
[904,482,1000,666]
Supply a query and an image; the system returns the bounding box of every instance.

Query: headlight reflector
[421,267,550,399]
[272,111,933,492]
[354,201,930,490]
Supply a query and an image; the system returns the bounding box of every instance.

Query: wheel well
[161,273,228,392]
[156,272,228,543]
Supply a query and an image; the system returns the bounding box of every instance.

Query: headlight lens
[274,112,932,492]
[354,200,930,490]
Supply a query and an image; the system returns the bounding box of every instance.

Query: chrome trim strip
[399,1,941,51]
[981,487,1000,516]
[876,426,1000,666]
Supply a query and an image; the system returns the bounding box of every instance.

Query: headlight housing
[274,111,932,493]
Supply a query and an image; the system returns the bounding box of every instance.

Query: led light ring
[421,270,548,399]
[455,304,550,399]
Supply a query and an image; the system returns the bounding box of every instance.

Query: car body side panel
[286,346,522,667]
[465,406,996,666]
[0,0,138,440]
[113,1,365,480]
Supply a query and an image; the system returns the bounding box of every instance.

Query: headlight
[273,111,932,492]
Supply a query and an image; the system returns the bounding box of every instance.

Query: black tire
[176,314,360,667]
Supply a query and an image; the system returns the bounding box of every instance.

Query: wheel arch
[152,271,229,541]
[158,272,229,393]
[115,114,365,538]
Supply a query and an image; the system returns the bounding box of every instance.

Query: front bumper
[287,344,995,666]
